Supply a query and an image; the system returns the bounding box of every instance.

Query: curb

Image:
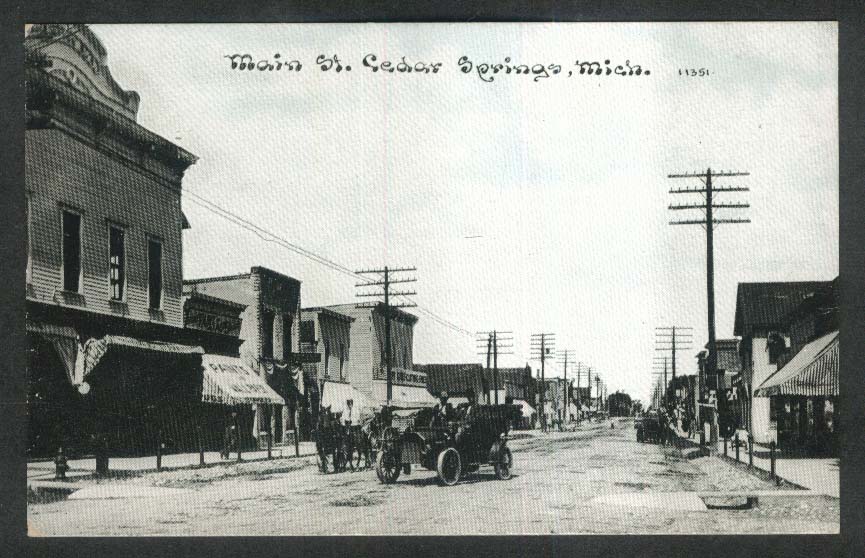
[671,433,807,491]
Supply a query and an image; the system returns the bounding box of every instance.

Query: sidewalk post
[156,430,163,471]
[735,432,740,462]
[769,440,776,481]
[723,436,728,457]
[748,435,754,468]
[267,427,272,460]
[235,413,242,463]
[197,424,205,467]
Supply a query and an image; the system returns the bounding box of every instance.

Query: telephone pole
[652,357,668,406]
[668,167,750,445]
[586,366,592,412]
[557,350,575,423]
[594,375,601,412]
[530,333,555,431]
[356,266,417,405]
[477,331,513,404]
[655,326,692,406]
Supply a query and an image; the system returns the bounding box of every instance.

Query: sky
[90,22,838,404]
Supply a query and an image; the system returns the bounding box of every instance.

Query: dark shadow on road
[397,472,520,487]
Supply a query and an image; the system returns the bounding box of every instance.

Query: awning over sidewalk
[27,321,79,385]
[755,331,838,397]
[321,381,376,418]
[372,381,438,407]
[201,354,285,406]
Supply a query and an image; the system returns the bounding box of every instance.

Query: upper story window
[324,339,330,377]
[147,237,162,310]
[339,342,345,381]
[108,225,126,301]
[61,209,82,293]
[261,309,275,359]
[282,313,292,360]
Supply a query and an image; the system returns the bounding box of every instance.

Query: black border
[3,2,863,557]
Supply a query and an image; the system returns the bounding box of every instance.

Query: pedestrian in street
[659,411,669,447]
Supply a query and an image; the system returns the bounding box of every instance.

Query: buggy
[636,411,662,444]
[374,403,521,486]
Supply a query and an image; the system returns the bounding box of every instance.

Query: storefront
[201,354,285,451]
[320,380,376,423]
[372,381,438,408]
[755,330,838,456]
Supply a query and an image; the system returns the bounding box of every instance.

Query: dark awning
[81,335,204,380]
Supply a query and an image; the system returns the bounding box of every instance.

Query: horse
[346,416,375,470]
[314,407,347,473]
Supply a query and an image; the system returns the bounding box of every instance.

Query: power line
[184,189,478,340]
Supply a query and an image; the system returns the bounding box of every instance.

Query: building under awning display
[372,381,438,407]
[202,354,285,406]
[321,380,376,419]
[514,399,536,418]
[755,331,838,397]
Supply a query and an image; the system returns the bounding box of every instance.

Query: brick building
[24,24,238,459]
[183,267,311,445]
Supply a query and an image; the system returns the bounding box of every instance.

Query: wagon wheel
[436,447,462,486]
[376,449,402,484]
[494,446,513,480]
[381,426,398,447]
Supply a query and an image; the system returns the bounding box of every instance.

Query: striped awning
[202,354,284,406]
[755,331,838,397]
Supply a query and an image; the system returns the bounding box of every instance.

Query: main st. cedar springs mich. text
[224,53,651,82]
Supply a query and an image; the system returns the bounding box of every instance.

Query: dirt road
[28,419,839,535]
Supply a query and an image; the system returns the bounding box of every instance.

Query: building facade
[732,281,833,444]
[23,24,246,460]
[323,303,433,407]
[753,279,839,455]
[183,267,305,445]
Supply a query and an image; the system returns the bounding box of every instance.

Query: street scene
[24,22,838,536]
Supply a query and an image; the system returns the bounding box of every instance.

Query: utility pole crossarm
[670,219,751,225]
[669,202,750,210]
[668,171,750,178]
[355,278,417,287]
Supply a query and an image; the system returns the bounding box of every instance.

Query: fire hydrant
[54,447,69,480]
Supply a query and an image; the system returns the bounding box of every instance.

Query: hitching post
[735,432,740,462]
[267,413,273,460]
[235,412,242,462]
[156,430,163,471]
[770,440,776,481]
[197,424,205,467]
[723,436,727,457]
[748,435,754,467]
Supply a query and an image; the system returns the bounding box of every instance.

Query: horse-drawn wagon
[374,403,520,486]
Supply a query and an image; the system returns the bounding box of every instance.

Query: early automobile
[374,403,520,486]
[635,410,662,443]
